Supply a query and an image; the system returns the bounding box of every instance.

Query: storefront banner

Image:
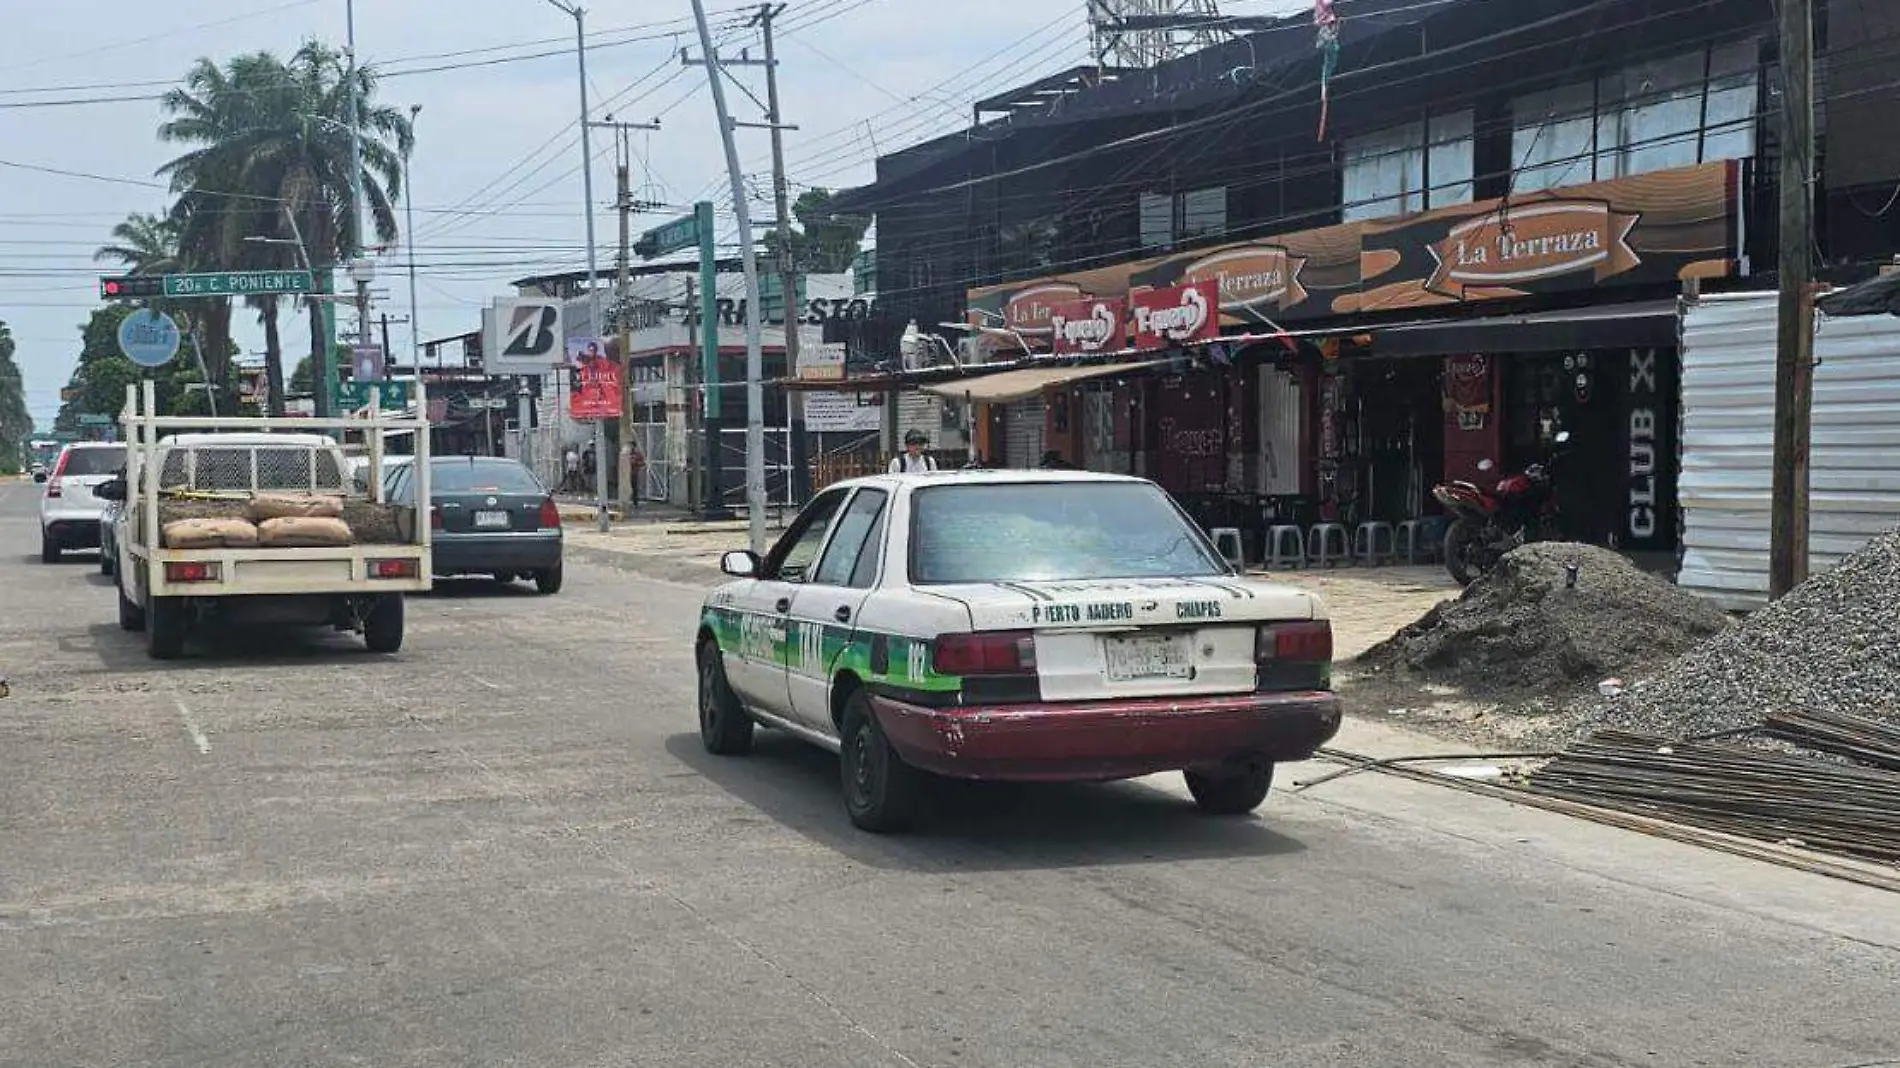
[803,390,885,433]
[566,336,622,421]
[967,160,1739,328]
[1355,160,1736,314]
[1130,281,1219,351]
[1001,282,1085,337]
[1049,297,1127,355]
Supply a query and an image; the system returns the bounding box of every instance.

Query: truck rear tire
[364,594,404,653]
[118,579,145,632]
[146,597,186,660]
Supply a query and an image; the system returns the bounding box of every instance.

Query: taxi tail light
[1257,621,1332,664]
[164,561,220,583]
[537,497,561,529]
[369,558,419,579]
[932,631,1036,676]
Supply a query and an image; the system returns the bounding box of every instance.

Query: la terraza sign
[1129,280,1219,351]
[1426,201,1641,299]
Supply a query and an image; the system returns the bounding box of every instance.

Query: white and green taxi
[696,469,1342,832]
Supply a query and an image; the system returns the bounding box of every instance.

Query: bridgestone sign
[484,298,566,375]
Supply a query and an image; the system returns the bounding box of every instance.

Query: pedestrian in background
[888,430,937,473]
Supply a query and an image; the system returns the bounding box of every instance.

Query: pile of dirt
[1576,527,1900,739]
[1357,542,1731,704]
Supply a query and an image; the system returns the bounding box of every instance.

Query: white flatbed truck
[107,380,434,660]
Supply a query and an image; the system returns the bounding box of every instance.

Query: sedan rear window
[431,459,543,494]
[60,447,125,476]
[908,482,1227,585]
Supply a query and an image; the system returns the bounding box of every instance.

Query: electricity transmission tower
[1088,0,1238,67]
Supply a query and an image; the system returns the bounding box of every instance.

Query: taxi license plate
[474,510,510,529]
[1103,634,1193,682]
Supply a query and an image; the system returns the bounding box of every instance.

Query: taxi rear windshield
[908,482,1227,584]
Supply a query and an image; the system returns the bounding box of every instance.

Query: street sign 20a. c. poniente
[163,270,315,298]
[636,215,699,259]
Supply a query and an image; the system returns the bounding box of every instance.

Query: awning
[1372,299,1682,358]
[920,359,1170,404]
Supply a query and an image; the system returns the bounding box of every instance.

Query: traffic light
[98,275,164,300]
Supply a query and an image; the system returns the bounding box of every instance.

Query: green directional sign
[636,214,700,259]
[78,413,114,426]
[332,379,411,411]
[163,270,314,298]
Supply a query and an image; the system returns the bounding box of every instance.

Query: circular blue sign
[117,309,182,368]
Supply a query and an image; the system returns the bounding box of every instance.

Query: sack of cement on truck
[162,518,262,549]
[340,500,405,544]
[256,516,356,548]
[250,494,346,521]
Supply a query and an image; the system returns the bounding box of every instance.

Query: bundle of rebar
[1524,727,1900,864]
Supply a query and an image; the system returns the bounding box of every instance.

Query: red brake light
[932,631,1036,675]
[370,558,418,579]
[430,506,443,529]
[45,479,62,498]
[538,498,561,529]
[164,561,219,583]
[1257,621,1332,664]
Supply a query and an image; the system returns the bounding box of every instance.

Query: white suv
[39,442,127,563]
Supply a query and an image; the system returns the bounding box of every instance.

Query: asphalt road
[3,479,1898,1068]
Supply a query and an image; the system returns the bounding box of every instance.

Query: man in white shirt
[888,430,937,474]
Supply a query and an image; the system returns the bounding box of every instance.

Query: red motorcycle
[1431,432,1570,586]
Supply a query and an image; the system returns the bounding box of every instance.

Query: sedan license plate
[1103,634,1193,682]
[473,510,510,530]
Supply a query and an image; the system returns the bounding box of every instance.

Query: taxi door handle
[775,597,791,613]
[833,606,851,623]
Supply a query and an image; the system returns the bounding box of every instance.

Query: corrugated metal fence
[1679,293,1900,609]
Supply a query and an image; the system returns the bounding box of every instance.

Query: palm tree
[156,43,412,415]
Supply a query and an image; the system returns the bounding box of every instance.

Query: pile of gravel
[1357,542,1731,703]
[1577,528,1900,739]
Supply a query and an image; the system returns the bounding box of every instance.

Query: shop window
[1342,112,1473,222]
[1512,39,1760,192]
[1138,186,1228,248]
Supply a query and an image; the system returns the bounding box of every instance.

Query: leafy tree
[289,354,314,395]
[53,306,209,432]
[762,188,870,274]
[0,321,32,473]
[156,43,412,415]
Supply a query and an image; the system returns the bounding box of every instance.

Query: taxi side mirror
[720,551,760,578]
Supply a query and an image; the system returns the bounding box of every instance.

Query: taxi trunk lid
[928,577,1321,702]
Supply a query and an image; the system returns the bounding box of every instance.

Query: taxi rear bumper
[869,689,1342,783]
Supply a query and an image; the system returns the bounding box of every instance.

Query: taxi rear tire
[1185,764,1274,816]
[839,691,920,833]
[697,640,753,755]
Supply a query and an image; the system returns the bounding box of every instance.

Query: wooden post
[1769,0,1816,598]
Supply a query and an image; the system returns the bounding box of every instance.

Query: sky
[0,0,1307,428]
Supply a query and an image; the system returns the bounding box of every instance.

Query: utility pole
[753,3,809,506]
[587,118,661,518]
[687,2,781,553]
[345,0,368,417]
[548,0,611,533]
[404,104,423,371]
[1769,0,1816,598]
[616,146,637,516]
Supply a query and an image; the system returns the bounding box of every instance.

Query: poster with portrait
[565,337,622,421]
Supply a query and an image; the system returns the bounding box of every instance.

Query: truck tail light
[1256,621,1332,664]
[932,631,1036,676]
[164,561,220,583]
[369,558,419,579]
[537,498,561,529]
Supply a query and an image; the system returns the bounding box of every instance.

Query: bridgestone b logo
[502,305,561,359]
